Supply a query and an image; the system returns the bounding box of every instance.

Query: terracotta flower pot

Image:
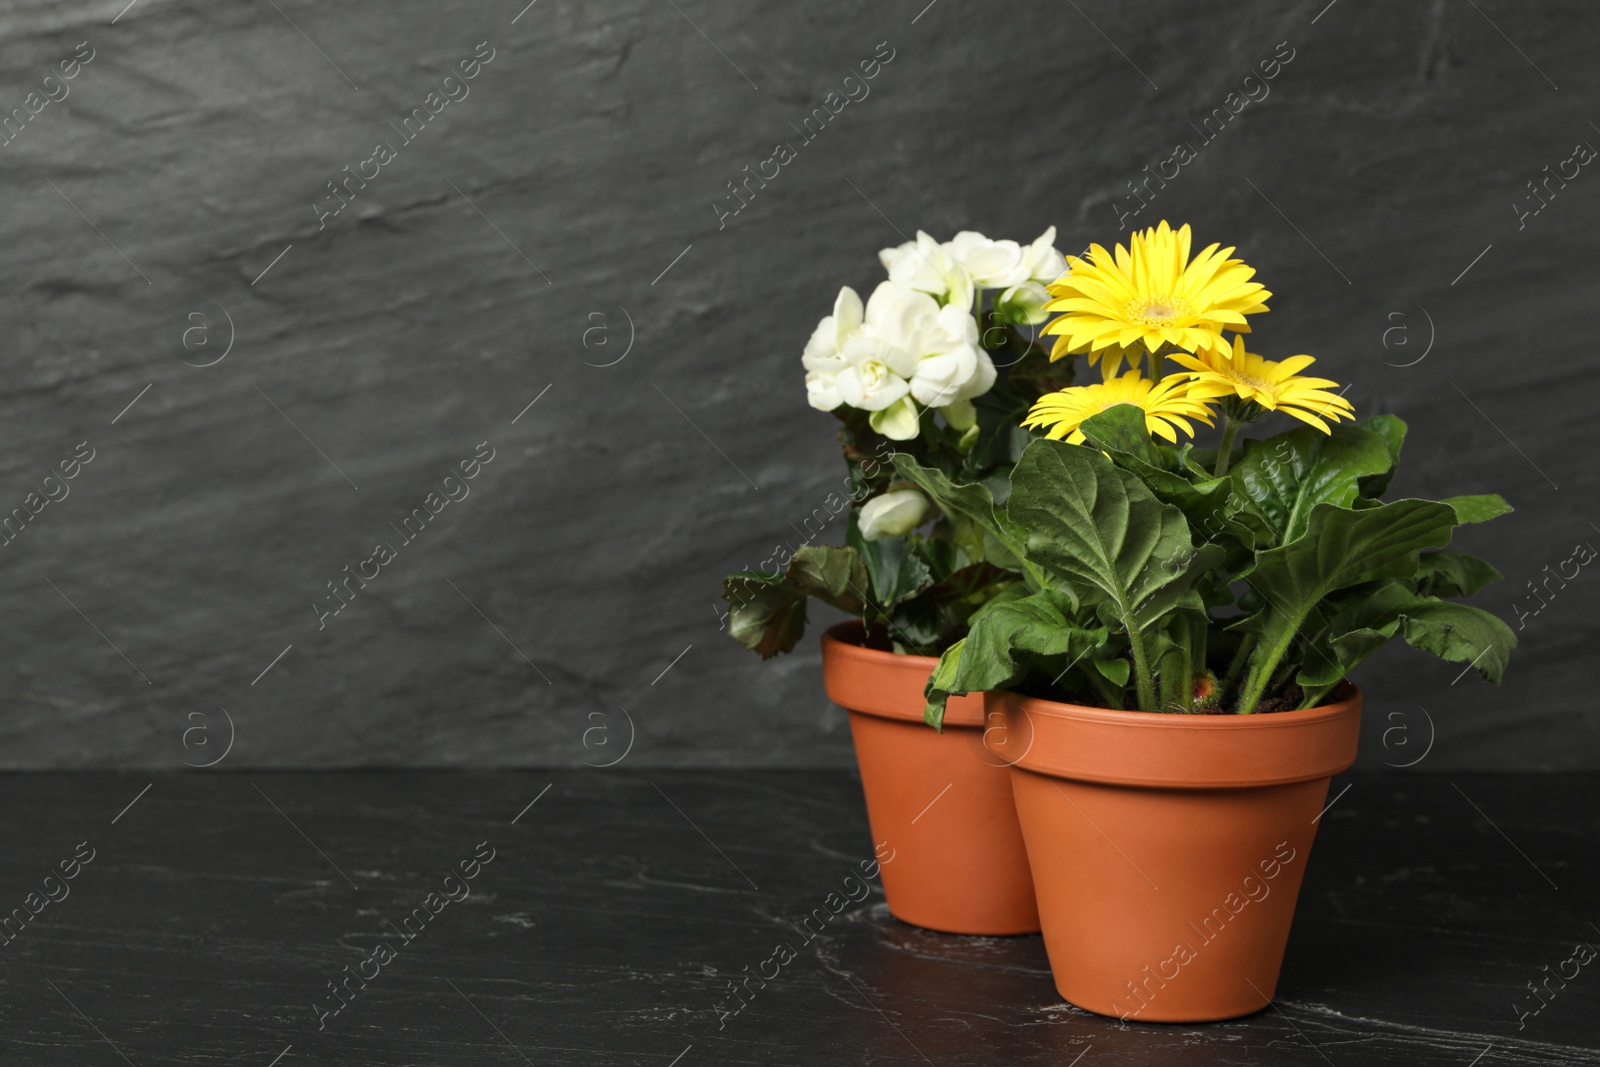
[821,622,1039,936]
[985,688,1361,1022]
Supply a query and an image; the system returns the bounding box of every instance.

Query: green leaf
[1415,550,1504,598]
[1356,414,1407,498]
[1296,581,1421,688]
[893,453,1020,547]
[1399,601,1516,684]
[848,513,932,610]
[721,546,870,659]
[1004,438,1218,711]
[1079,404,1164,466]
[1231,422,1398,545]
[722,571,809,659]
[1236,499,1458,712]
[1081,406,1273,572]
[1296,585,1516,702]
[923,589,1104,728]
[1442,494,1514,524]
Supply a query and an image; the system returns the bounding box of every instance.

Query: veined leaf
[1083,407,1273,577]
[1004,438,1218,711]
[1236,499,1458,712]
[1296,581,1422,689]
[893,453,1021,546]
[923,589,1104,728]
[1399,601,1516,684]
[1231,422,1397,545]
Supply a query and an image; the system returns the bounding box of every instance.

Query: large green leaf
[1400,601,1516,684]
[1294,583,1515,702]
[1236,499,1458,711]
[1296,581,1423,689]
[1231,422,1398,545]
[1082,407,1273,578]
[923,589,1104,728]
[721,545,869,659]
[1004,438,1219,710]
[1415,550,1504,598]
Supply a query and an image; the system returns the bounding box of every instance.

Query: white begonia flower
[804,279,998,431]
[884,231,975,311]
[801,286,864,412]
[946,230,1030,289]
[858,489,929,541]
[1020,225,1068,283]
[855,282,994,409]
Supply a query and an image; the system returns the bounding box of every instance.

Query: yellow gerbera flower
[1022,370,1216,444]
[1041,221,1272,376]
[1170,335,1355,433]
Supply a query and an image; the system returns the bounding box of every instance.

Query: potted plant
[721,227,1075,935]
[902,221,1517,1018]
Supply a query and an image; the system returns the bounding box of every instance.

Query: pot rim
[821,621,989,727]
[986,687,1363,788]
[995,685,1361,729]
[820,619,939,667]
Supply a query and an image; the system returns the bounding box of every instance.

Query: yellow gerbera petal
[1022,370,1216,445]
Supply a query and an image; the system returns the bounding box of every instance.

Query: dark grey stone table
[1,771,1595,1065]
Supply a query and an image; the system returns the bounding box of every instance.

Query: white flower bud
[858,489,929,541]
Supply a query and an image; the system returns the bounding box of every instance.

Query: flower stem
[1213,416,1240,477]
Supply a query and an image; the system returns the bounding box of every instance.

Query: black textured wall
[2,0,1595,769]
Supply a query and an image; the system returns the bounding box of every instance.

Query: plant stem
[1235,613,1309,714]
[1296,681,1338,710]
[1126,626,1160,713]
[1221,632,1257,706]
[1213,416,1240,477]
[1172,618,1193,712]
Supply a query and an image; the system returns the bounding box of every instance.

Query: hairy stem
[1235,611,1311,714]
[1126,625,1160,713]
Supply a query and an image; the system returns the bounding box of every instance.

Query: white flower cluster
[802,228,1066,441]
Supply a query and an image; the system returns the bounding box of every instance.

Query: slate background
[1,0,1595,769]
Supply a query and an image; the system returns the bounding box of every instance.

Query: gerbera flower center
[1233,370,1277,394]
[1125,295,1191,326]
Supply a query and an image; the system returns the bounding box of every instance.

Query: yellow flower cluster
[1023,221,1353,447]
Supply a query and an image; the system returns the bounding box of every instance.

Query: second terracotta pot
[986,688,1361,1021]
[822,622,1039,936]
